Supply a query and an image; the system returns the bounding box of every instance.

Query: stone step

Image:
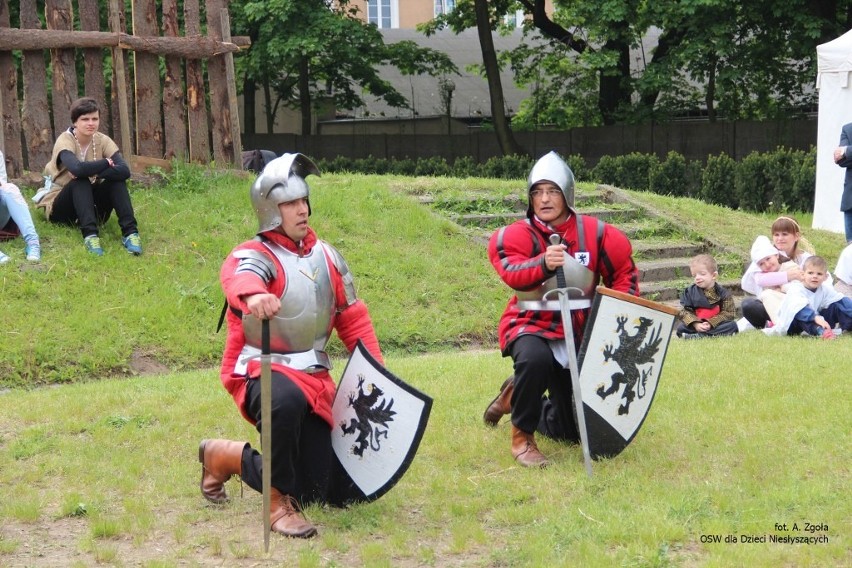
[455,206,639,227]
[637,256,742,282]
[640,278,743,303]
[632,241,707,260]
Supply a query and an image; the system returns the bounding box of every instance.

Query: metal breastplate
[241,241,335,370]
[516,253,596,311]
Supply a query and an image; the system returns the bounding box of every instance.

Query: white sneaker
[0,250,9,264]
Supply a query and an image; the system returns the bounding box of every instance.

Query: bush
[591,155,619,186]
[700,153,738,209]
[618,152,659,192]
[649,151,697,198]
[451,156,480,178]
[564,154,589,181]
[735,151,773,212]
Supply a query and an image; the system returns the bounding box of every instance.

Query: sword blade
[549,234,593,476]
[556,293,594,477]
[261,318,272,552]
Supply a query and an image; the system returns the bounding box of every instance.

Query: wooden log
[206,0,235,166]
[0,28,250,57]
[162,0,188,160]
[79,0,109,130]
[19,0,54,171]
[132,0,164,159]
[184,0,210,162]
[220,9,242,164]
[0,1,23,176]
[46,0,77,131]
[108,0,133,157]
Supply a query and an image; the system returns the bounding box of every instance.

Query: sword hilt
[549,233,567,289]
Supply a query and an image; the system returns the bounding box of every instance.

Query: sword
[547,233,594,477]
[261,318,272,552]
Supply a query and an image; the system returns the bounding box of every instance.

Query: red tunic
[488,213,640,353]
[219,228,383,428]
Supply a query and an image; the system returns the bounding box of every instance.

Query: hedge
[316,147,817,214]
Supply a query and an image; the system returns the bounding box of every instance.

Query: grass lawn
[0,165,848,566]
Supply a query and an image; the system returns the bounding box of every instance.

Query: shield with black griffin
[330,340,432,505]
[577,287,678,459]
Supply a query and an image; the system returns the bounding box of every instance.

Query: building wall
[349,1,554,29]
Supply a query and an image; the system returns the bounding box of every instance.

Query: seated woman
[740,236,800,328]
[35,97,141,256]
[0,149,41,262]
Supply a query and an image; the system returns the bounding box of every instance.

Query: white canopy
[814,29,852,234]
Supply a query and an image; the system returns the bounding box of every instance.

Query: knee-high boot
[198,439,247,504]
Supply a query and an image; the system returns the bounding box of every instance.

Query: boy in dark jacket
[677,254,738,338]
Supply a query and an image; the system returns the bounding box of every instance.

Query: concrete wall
[243,118,817,166]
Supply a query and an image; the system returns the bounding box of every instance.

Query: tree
[232,0,457,135]
[428,0,851,127]
[421,0,525,156]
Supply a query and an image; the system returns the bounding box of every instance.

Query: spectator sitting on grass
[676,254,738,339]
[768,256,852,339]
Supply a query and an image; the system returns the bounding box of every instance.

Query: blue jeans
[0,182,39,243]
[845,209,852,243]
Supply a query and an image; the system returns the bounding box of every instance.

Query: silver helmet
[250,153,321,233]
[526,151,575,217]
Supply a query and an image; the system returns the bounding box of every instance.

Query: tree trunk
[298,55,312,136]
[473,0,523,156]
[243,75,256,136]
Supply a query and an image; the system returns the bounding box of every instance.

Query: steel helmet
[526,151,575,217]
[250,153,321,233]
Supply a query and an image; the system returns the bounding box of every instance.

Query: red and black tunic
[488,213,639,354]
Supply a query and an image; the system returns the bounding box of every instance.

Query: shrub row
[316,147,816,214]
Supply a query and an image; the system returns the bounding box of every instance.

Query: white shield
[331,341,432,503]
[577,288,678,459]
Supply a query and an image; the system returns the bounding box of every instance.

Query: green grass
[0,165,848,565]
[0,340,848,566]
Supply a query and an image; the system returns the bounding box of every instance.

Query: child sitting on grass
[676,254,738,339]
[739,235,802,329]
[768,256,852,339]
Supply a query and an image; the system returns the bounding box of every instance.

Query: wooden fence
[0,0,247,178]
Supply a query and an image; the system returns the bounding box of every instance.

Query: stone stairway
[418,185,748,312]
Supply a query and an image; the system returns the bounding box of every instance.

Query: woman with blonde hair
[740,216,816,329]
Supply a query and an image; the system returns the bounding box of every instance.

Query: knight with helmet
[198,153,385,539]
[483,151,640,468]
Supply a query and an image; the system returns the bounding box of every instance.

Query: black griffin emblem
[339,375,397,456]
[596,315,663,415]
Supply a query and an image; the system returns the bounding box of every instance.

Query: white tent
[814,29,852,234]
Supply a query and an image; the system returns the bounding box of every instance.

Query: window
[434,0,456,16]
[367,0,395,28]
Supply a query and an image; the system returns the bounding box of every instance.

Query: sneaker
[84,235,104,256]
[25,242,41,262]
[820,329,836,340]
[122,233,142,255]
[680,332,702,340]
[0,250,9,264]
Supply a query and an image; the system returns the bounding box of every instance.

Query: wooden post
[45,0,77,130]
[220,9,242,164]
[184,0,210,162]
[162,0,188,160]
[131,0,164,158]
[205,0,234,166]
[19,0,53,171]
[109,0,132,156]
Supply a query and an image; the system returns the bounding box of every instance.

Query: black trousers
[241,372,334,505]
[740,297,770,329]
[509,335,580,443]
[49,178,138,238]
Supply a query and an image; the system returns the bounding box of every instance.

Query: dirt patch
[129,350,171,376]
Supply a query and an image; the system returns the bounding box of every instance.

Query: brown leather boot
[270,488,317,539]
[198,439,246,504]
[511,426,550,468]
[483,376,514,426]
